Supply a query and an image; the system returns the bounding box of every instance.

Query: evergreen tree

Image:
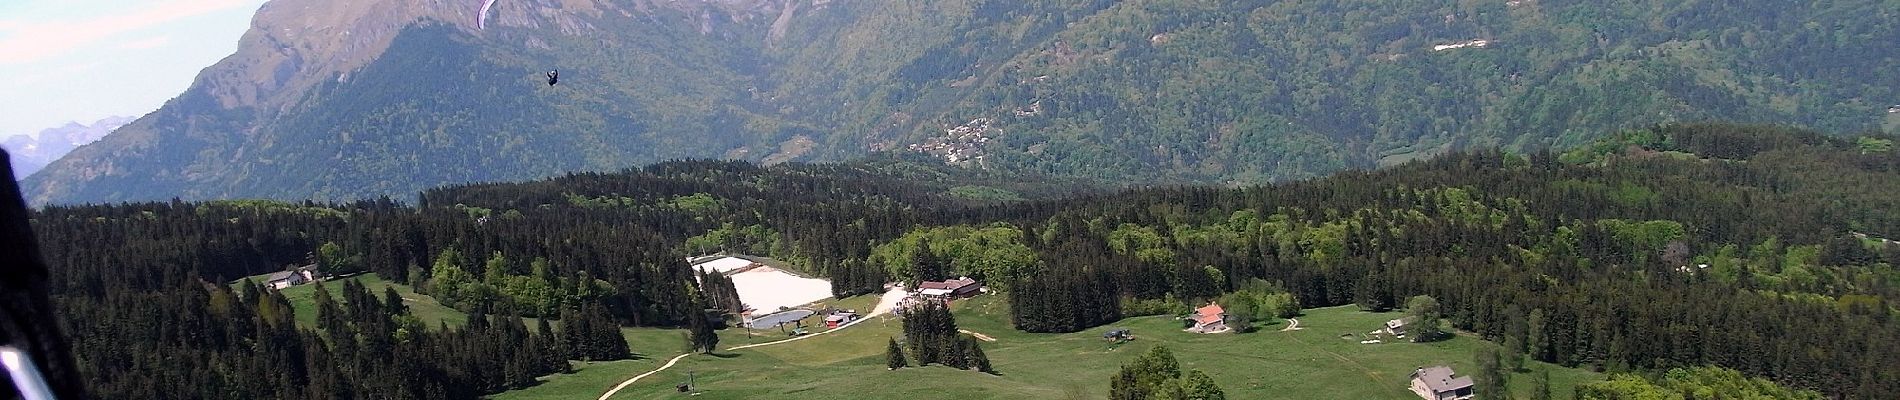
[1475,346,1509,400]
[1354,273,1394,312]
[1530,366,1553,400]
[687,297,720,354]
[886,338,909,370]
[1526,308,1546,362]
[588,302,630,360]
[899,300,960,366]
[913,237,947,283]
[384,286,408,315]
[536,318,569,373]
[967,337,995,374]
[1175,370,1225,400]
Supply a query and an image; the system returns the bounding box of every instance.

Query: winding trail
[597,288,906,399]
[595,353,691,400]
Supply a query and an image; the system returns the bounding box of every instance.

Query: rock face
[25,0,807,204]
[24,0,1900,205]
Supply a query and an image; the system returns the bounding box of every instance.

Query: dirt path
[595,353,691,400]
[1280,318,1302,331]
[598,287,904,399]
[958,329,997,342]
[870,286,909,316]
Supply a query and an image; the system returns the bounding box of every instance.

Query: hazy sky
[0,0,267,137]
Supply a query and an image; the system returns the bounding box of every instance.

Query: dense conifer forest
[25,124,1900,398]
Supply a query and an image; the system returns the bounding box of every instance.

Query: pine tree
[687,301,719,354]
[886,338,909,370]
[1530,366,1553,400]
[944,335,971,370]
[967,338,995,374]
[589,302,631,360]
[1176,370,1225,400]
[1475,346,1509,400]
[536,317,569,372]
[559,306,589,360]
[899,299,959,366]
[913,237,947,283]
[1526,308,1546,362]
[383,286,408,315]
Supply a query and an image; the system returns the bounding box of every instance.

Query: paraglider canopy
[545,70,559,86]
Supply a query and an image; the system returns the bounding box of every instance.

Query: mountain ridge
[25,0,1900,204]
[2,116,133,179]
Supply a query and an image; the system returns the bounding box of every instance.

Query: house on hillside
[918,277,983,299]
[1382,316,1418,338]
[266,266,318,289]
[1409,366,1474,400]
[1187,303,1227,333]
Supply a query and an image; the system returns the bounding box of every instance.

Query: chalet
[266,266,317,290]
[1888,105,1900,114]
[1409,366,1474,400]
[1187,303,1227,333]
[917,277,983,299]
[1383,316,1417,337]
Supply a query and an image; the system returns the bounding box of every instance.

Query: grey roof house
[1408,366,1474,400]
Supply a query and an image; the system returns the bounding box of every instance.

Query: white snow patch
[728,267,833,313]
[1432,39,1491,51]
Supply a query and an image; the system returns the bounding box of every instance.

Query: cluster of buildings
[893,276,987,312]
[916,277,983,299]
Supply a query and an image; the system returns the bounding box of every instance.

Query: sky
[0,0,268,137]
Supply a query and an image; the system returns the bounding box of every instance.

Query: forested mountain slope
[31,123,1900,398]
[23,0,1900,204]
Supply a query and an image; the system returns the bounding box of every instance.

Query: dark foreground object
[0,150,85,399]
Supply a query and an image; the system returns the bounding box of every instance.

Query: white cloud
[116,35,173,50]
[0,0,253,64]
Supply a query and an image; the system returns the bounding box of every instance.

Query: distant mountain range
[22,0,1900,205]
[2,116,133,179]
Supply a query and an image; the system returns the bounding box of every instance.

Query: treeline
[28,124,1900,397]
[845,124,1900,397]
[29,158,1022,398]
[58,275,571,399]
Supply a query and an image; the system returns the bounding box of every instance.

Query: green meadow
[496,296,1602,400]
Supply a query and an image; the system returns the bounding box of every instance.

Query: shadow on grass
[703,352,742,359]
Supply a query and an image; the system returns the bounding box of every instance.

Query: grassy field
[495,296,1604,400]
[248,273,468,328]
